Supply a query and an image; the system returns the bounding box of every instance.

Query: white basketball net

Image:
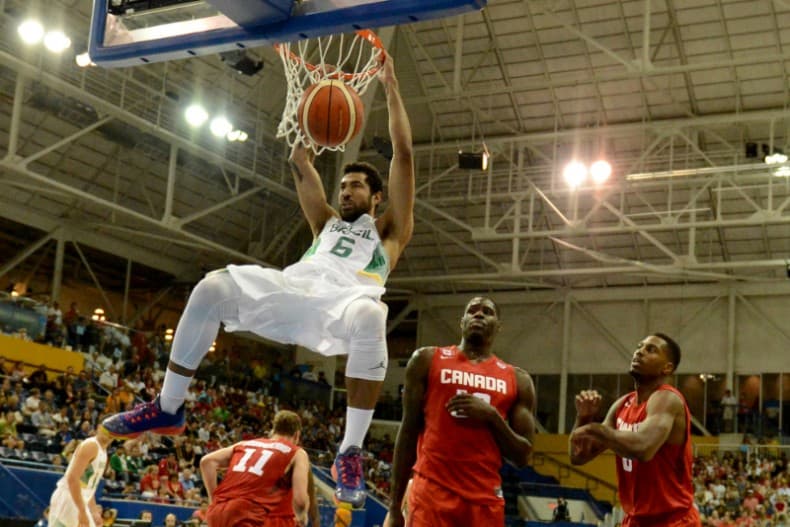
[276,30,383,154]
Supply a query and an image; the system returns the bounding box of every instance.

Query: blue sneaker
[332,446,366,508]
[100,396,185,440]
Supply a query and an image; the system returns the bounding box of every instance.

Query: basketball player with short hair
[385,297,536,527]
[48,427,113,527]
[569,333,701,527]
[200,410,311,527]
[102,50,413,509]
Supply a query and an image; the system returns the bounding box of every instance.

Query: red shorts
[207,500,297,527]
[407,472,504,527]
[622,509,701,527]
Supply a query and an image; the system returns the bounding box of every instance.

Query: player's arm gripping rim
[64,439,99,527]
[570,389,684,464]
[289,142,337,237]
[386,346,433,527]
[374,52,414,269]
[199,445,235,502]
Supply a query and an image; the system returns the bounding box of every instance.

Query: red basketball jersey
[412,345,518,504]
[614,385,697,521]
[210,437,298,518]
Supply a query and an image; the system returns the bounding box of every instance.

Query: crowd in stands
[0,298,397,524]
[694,450,790,527]
[4,296,790,526]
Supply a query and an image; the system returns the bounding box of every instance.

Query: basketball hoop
[276,30,384,154]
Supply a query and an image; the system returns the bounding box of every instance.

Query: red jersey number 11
[232,448,275,476]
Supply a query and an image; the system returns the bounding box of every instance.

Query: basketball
[297,80,365,148]
[334,505,352,527]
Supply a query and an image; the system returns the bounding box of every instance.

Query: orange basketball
[297,80,365,148]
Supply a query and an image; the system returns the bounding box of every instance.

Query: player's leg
[408,474,464,527]
[47,489,80,527]
[102,270,241,439]
[333,297,387,507]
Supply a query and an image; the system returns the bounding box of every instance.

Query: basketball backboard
[88,0,487,68]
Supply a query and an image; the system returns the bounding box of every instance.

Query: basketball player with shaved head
[385,297,536,527]
[569,334,701,527]
[102,50,413,509]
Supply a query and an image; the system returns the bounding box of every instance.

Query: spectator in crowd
[98,365,119,391]
[9,361,26,382]
[28,364,49,390]
[31,401,57,437]
[0,410,24,449]
[22,388,42,417]
[553,497,571,522]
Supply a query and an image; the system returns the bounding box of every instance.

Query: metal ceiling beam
[0,231,54,280]
[388,257,787,285]
[0,51,298,204]
[391,108,790,154]
[414,211,499,270]
[72,241,118,320]
[0,160,273,268]
[417,280,790,307]
[0,197,193,279]
[174,185,265,228]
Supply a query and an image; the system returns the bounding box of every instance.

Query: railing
[531,452,618,505]
[693,442,790,458]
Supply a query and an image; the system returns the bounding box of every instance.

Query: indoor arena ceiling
[1,0,790,307]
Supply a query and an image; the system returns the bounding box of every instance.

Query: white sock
[339,407,374,453]
[159,371,191,414]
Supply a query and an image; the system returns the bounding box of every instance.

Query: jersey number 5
[232,448,274,476]
[330,236,355,258]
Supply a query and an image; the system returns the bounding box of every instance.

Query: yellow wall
[531,434,717,505]
[0,334,85,378]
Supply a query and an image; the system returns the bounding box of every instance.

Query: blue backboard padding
[203,0,293,28]
[89,0,486,67]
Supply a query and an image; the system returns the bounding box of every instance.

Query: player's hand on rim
[377,51,396,85]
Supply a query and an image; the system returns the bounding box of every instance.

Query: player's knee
[190,270,238,308]
[345,299,388,381]
[345,298,387,338]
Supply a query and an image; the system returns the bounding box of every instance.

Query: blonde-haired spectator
[0,410,24,449]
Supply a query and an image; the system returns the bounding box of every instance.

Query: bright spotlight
[75,52,94,67]
[184,104,208,127]
[237,131,248,142]
[765,152,788,165]
[563,161,587,188]
[18,19,44,45]
[590,160,612,184]
[43,30,71,53]
[773,166,790,177]
[210,116,233,138]
[227,130,241,142]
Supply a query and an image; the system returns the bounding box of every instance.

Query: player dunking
[569,334,701,527]
[48,427,113,527]
[102,51,414,508]
[200,410,313,527]
[385,297,536,527]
